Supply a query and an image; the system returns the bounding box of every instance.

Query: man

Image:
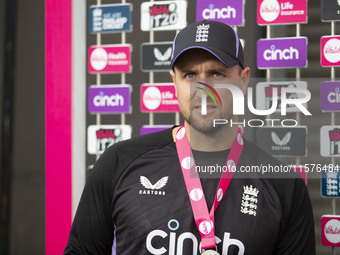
[64,20,315,254]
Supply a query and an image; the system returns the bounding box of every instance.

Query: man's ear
[170,70,178,97]
[240,67,250,94]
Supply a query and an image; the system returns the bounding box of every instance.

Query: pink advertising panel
[141,83,180,112]
[257,0,307,25]
[321,215,340,247]
[88,44,131,73]
[321,36,340,67]
[45,0,72,254]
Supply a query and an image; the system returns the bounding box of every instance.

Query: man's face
[170,49,249,133]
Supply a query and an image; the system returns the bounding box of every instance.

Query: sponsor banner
[321,36,340,67]
[257,37,307,69]
[256,81,308,113]
[321,0,340,21]
[320,126,340,157]
[196,0,244,26]
[89,4,132,33]
[88,85,131,114]
[140,125,173,135]
[321,215,340,247]
[141,83,180,112]
[257,0,307,25]
[256,127,307,156]
[88,44,131,73]
[321,81,340,112]
[140,1,187,31]
[141,42,172,71]
[87,125,132,154]
[321,168,340,197]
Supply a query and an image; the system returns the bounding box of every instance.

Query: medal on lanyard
[175,125,244,254]
[201,248,219,255]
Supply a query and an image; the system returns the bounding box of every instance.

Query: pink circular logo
[190,188,203,201]
[143,87,162,110]
[181,157,193,170]
[237,133,244,145]
[260,0,280,22]
[324,38,340,64]
[227,159,236,172]
[199,221,212,235]
[90,48,108,71]
[176,127,186,140]
[325,219,340,244]
[217,188,223,202]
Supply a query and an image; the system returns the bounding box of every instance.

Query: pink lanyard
[175,125,244,250]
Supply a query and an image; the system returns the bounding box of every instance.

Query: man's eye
[213,73,223,77]
[185,73,195,78]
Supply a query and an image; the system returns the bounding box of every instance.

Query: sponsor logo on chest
[139,176,169,196]
[240,185,259,216]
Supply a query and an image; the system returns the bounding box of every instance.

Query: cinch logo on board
[196,0,244,26]
[321,36,340,67]
[327,88,340,103]
[257,0,307,25]
[146,219,245,254]
[141,84,180,112]
[202,5,236,19]
[321,81,340,112]
[257,37,307,69]
[88,85,131,114]
[88,45,131,73]
[94,93,123,107]
[140,1,187,31]
[263,45,299,61]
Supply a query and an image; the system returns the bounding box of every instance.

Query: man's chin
[188,116,223,135]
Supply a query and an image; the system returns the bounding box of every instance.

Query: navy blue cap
[171,20,244,69]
